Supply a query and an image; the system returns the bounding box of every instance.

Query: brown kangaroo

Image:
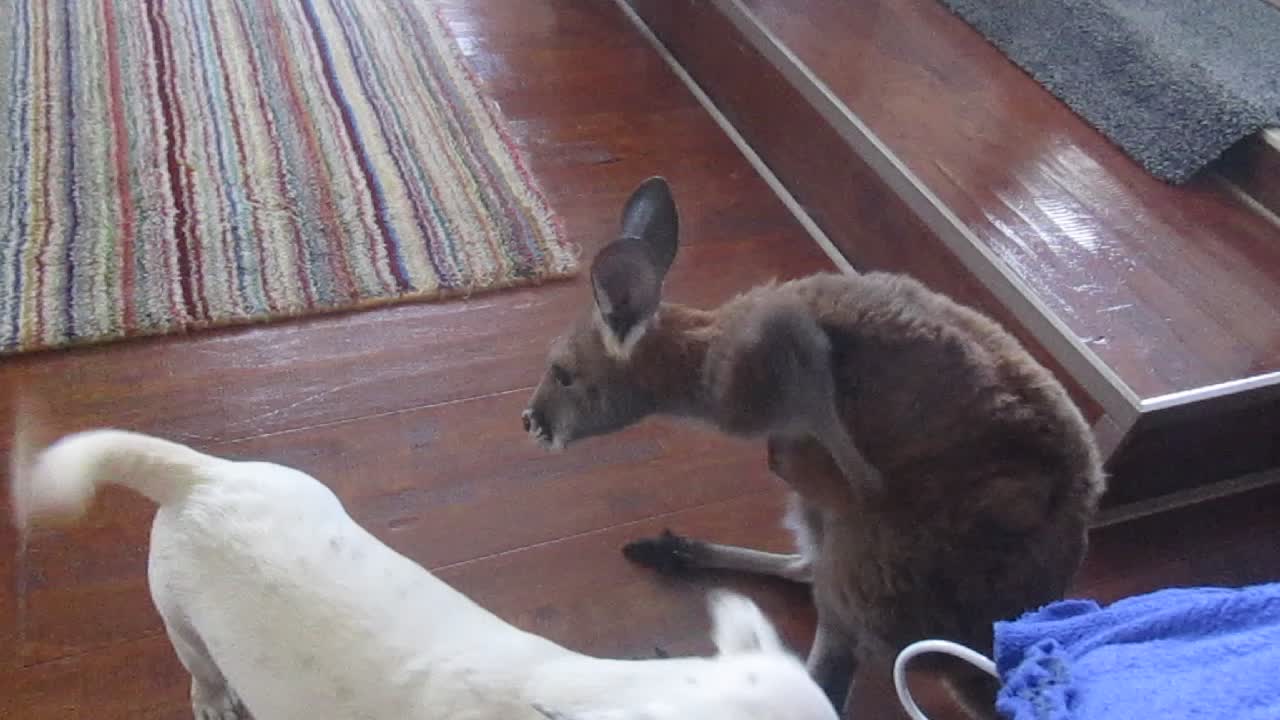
[522,177,1106,718]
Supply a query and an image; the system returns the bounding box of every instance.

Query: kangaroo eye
[551,364,574,388]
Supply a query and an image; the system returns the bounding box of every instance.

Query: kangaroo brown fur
[522,177,1106,718]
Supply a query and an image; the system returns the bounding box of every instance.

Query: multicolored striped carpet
[0,0,576,355]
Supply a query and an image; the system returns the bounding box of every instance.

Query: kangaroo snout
[522,403,561,451]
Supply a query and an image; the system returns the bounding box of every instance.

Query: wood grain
[1,1,1277,719]
[629,0,1111,431]
[626,0,1280,502]
[730,0,1280,400]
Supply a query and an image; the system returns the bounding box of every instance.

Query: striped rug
[0,0,576,356]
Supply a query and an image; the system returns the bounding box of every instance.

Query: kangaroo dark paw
[622,529,698,575]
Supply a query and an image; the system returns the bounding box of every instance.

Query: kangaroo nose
[521,409,533,432]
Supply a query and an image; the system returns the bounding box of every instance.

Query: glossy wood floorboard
[0,1,1277,718]
[627,0,1280,504]
[0,0,831,713]
[735,0,1280,401]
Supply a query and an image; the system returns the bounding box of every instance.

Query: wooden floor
[628,0,1280,505]
[0,1,1277,718]
[731,0,1280,399]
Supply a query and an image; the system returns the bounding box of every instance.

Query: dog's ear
[590,177,679,359]
[708,590,784,655]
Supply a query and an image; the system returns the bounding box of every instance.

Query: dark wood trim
[1102,394,1280,507]
[1219,130,1280,219]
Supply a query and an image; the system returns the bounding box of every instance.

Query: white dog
[9,423,838,720]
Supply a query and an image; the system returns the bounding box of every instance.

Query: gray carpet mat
[937,0,1280,184]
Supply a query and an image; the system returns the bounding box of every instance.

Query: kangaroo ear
[590,177,679,359]
[708,590,784,655]
[619,176,679,271]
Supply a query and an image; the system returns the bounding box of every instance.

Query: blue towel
[993,583,1280,720]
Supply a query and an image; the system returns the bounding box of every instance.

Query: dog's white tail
[11,423,222,532]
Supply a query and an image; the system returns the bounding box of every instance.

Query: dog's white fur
[9,424,838,720]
